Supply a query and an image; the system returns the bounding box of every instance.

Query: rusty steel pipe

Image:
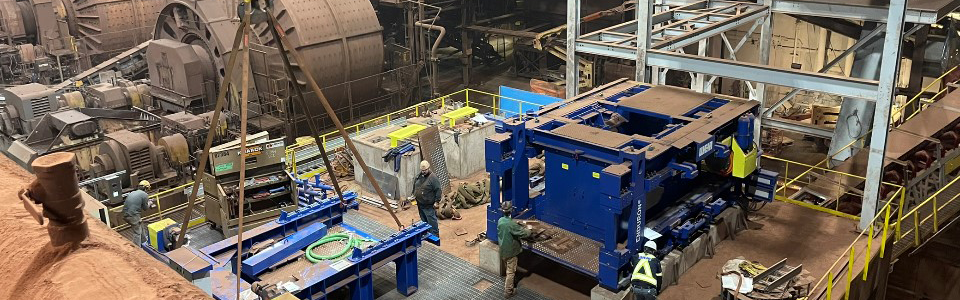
[19,152,89,246]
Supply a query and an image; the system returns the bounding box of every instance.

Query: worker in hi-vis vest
[631,240,663,300]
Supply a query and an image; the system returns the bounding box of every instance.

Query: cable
[304,233,373,263]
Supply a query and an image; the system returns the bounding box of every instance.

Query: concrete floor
[659,201,866,300]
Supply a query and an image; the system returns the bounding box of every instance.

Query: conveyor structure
[160,196,435,300]
[797,87,960,214]
[485,79,777,290]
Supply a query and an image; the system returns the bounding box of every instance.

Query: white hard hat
[420,160,430,171]
[644,240,657,251]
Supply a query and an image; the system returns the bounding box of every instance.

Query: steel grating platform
[892,175,960,257]
[342,212,555,300]
[524,222,601,275]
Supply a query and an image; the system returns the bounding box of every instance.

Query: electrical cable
[305,233,374,263]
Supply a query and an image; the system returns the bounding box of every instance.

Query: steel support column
[636,0,653,82]
[755,0,773,144]
[693,39,709,92]
[861,0,907,230]
[566,0,580,97]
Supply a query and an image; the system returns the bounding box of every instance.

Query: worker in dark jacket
[497,201,531,298]
[632,240,663,300]
[413,160,441,236]
[123,180,153,244]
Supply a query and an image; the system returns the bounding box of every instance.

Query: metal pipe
[415,18,446,96]
[18,152,89,246]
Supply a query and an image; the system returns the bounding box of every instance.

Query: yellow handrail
[110,181,197,230]
[810,187,902,299]
[891,65,958,124]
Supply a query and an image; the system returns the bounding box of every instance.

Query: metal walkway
[891,174,960,258]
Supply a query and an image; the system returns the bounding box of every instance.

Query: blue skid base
[162,196,433,300]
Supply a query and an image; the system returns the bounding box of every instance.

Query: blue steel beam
[200,197,358,262]
[241,222,328,277]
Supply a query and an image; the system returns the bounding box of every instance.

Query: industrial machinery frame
[161,196,434,300]
[485,78,774,290]
[203,134,298,236]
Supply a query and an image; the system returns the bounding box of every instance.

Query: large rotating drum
[0,0,164,63]
[151,0,384,125]
[60,0,166,61]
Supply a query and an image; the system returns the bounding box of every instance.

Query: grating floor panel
[524,222,601,275]
[892,176,960,257]
[343,212,553,300]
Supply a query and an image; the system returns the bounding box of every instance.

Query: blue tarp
[498,86,563,117]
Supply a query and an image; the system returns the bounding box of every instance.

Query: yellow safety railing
[810,185,904,300]
[894,172,960,248]
[284,88,545,174]
[110,181,197,230]
[813,169,960,299]
[774,66,960,221]
[761,128,876,219]
[802,66,960,300]
[891,65,959,125]
[763,155,890,220]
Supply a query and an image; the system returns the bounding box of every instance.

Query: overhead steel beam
[654,6,769,51]
[576,42,881,98]
[764,25,885,116]
[789,14,862,39]
[769,0,941,24]
[762,117,835,138]
[658,0,952,24]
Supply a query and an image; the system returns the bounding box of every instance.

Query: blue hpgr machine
[485,79,777,290]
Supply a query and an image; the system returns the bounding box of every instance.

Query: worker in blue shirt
[632,240,663,300]
[497,201,531,298]
[412,160,441,237]
[123,180,153,244]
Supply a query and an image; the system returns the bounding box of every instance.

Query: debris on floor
[465,232,487,247]
[436,178,491,220]
[719,257,812,300]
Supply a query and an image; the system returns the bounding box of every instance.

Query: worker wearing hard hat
[497,201,531,298]
[412,160,441,237]
[123,180,153,244]
[631,240,663,300]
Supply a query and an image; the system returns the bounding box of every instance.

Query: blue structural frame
[485,79,775,290]
[162,193,434,300]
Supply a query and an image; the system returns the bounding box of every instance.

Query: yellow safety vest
[632,253,658,287]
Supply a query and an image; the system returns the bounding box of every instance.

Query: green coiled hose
[305,233,373,263]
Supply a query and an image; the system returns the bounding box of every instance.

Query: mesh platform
[343,212,554,300]
[892,175,960,257]
[525,222,601,275]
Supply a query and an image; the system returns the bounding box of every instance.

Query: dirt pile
[0,156,211,300]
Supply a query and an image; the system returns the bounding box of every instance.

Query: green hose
[304,233,373,263]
